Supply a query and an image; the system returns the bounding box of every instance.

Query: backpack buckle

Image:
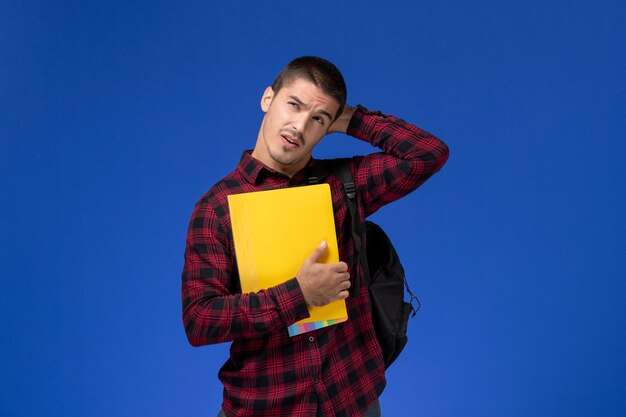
[344,181,356,199]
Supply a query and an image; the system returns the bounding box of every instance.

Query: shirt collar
[236,150,318,186]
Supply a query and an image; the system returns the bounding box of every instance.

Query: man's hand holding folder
[296,240,351,307]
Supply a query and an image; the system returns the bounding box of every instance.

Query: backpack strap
[329,159,368,294]
[308,159,365,294]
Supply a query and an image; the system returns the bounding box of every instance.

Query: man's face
[252,77,341,176]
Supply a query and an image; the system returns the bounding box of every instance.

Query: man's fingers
[337,289,350,300]
[336,261,349,272]
[306,241,328,265]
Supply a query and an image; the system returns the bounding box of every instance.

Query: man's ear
[260,87,274,113]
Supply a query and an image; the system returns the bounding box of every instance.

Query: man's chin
[270,150,300,167]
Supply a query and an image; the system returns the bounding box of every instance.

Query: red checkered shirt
[182,105,449,417]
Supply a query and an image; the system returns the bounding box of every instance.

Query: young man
[182,56,449,417]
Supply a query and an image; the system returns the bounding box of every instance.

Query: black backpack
[309,159,420,368]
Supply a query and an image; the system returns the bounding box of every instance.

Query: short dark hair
[271,56,347,120]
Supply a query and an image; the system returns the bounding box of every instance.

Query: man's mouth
[281,133,301,148]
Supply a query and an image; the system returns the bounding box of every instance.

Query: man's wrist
[327,105,355,134]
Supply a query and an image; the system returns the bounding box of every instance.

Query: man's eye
[313,116,325,126]
[289,102,299,109]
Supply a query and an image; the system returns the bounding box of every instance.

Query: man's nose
[291,112,309,134]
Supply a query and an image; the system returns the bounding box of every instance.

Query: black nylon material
[366,221,412,367]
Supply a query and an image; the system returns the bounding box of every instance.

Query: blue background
[2,1,625,416]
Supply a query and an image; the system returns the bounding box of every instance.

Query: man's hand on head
[327,105,355,135]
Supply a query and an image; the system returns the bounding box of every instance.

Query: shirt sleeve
[346,105,450,216]
[181,199,311,347]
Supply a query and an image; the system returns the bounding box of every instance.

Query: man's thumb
[307,241,328,264]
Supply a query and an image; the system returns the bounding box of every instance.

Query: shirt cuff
[346,104,388,142]
[269,278,310,326]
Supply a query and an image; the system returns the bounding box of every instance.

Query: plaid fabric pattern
[182,105,449,417]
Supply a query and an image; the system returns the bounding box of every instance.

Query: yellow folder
[228,184,348,336]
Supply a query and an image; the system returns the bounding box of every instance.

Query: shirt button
[308,336,315,342]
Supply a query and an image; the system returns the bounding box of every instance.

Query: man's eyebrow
[318,109,334,122]
[289,95,305,106]
[288,95,333,121]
